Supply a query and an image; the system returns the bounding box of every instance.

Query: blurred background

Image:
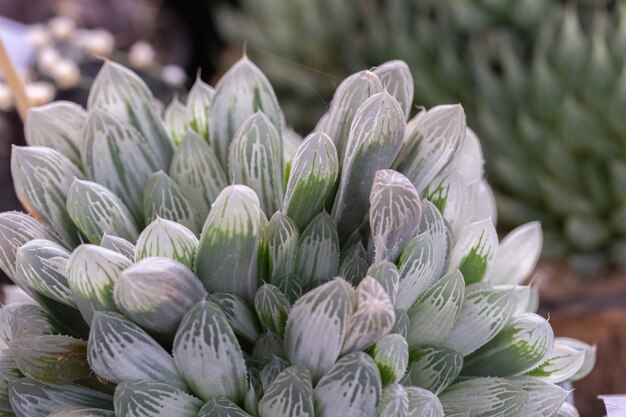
[1,0,625,415]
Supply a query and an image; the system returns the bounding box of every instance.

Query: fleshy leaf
[462,313,554,377]
[445,128,484,184]
[443,288,517,356]
[209,56,282,167]
[87,61,173,169]
[48,408,115,417]
[378,384,408,417]
[15,239,74,307]
[267,212,299,284]
[527,340,585,384]
[418,200,451,280]
[446,218,498,285]
[393,105,466,193]
[370,169,422,263]
[259,356,288,393]
[439,378,528,417]
[331,91,405,239]
[342,277,395,353]
[25,101,86,165]
[0,304,61,343]
[113,257,207,341]
[173,300,247,402]
[113,380,203,417]
[511,377,568,417]
[66,179,139,244]
[197,396,253,417]
[254,284,290,338]
[100,234,135,261]
[313,352,382,417]
[195,185,262,302]
[0,352,23,411]
[11,146,82,247]
[283,131,339,231]
[210,293,262,344]
[285,278,355,381]
[373,60,414,119]
[228,112,284,215]
[185,77,214,141]
[367,261,400,305]
[395,233,437,309]
[164,98,187,145]
[258,366,314,417]
[81,108,161,219]
[169,130,228,220]
[9,377,113,417]
[406,270,465,348]
[135,217,198,268]
[556,337,596,381]
[88,312,185,389]
[490,222,542,286]
[294,212,339,289]
[403,344,463,395]
[423,172,469,237]
[66,244,131,324]
[9,335,90,383]
[371,334,409,385]
[406,386,444,417]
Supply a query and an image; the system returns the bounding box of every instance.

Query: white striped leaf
[511,377,568,417]
[195,185,262,302]
[557,402,579,417]
[273,274,303,305]
[1,304,61,343]
[443,288,517,356]
[338,250,368,285]
[446,218,498,285]
[88,312,185,389]
[164,98,187,145]
[371,334,408,385]
[462,313,554,377]
[0,352,23,412]
[66,179,139,244]
[209,57,282,166]
[393,104,466,193]
[48,408,115,417]
[135,217,198,268]
[173,300,247,402]
[418,200,452,279]
[423,172,469,237]
[395,233,437,310]
[81,109,161,220]
[25,101,87,165]
[313,352,382,417]
[373,60,414,120]
[66,244,132,324]
[143,171,201,234]
[319,70,383,162]
[491,222,543,286]
[556,337,596,381]
[113,380,202,417]
[283,131,339,231]
[342,277,394,353]
[197,396,253,417]
[87,61,173,169]
[403,344,463,395]
[8,377,113,417]
[254,284,290,338]
[267,212,298,284]
[406,270,465,348]
[294,212,339,289]
[258,366,314,417]
[406,386,444,417]
[185,78,215,141]
[527,340,585,384]
[0,212,56,282]
[439,378,528,417]
[259,356,288,393]
[253,332,284,361]
[378,384,408,417]
[8,335,89,383]
[15,239,74,306]
[445,128,484,184]
[210,293,262,344]
[113,257,207,341]
[169,130,228,220]
[506,285,533,315]
[370,169,421,263]
[100,234,135,261]
[228,112,284,215]
[367,261,399,305]
[331,91,405,240]
[285,278,355,381]
[11,146,82,247]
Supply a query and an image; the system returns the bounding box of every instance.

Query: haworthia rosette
[185,77,215,141]
[113,380,203,417]
[373,60,414,120]
[258,366,314,417]
[135,217,198,268]
[143,171,200,234]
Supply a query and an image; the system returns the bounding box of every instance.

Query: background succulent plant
[217,0,625,274]
[0,56,594,416]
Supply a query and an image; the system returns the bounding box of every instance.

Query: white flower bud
[0,83,14,111]
[128,40,155,69]
[52,59,81,89]
[25,82,55,106]
[27,25,50,50]
[48,16,76,42]
[162,64,186,87]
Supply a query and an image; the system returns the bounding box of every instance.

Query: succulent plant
[0,57,594,417]
[217,0,626,273]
